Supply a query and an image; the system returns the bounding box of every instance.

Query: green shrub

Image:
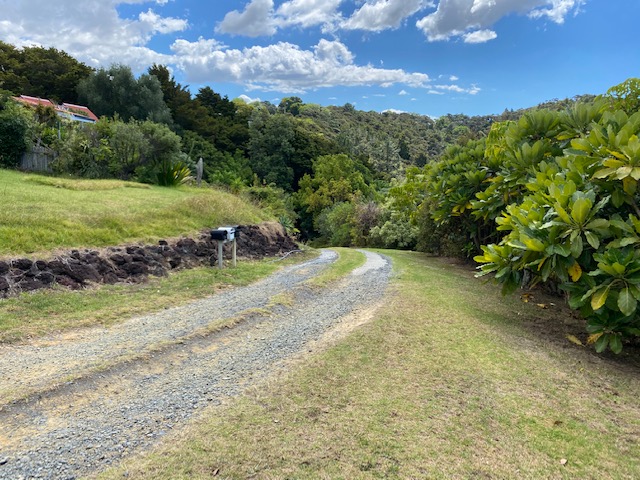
[0,99,33,168]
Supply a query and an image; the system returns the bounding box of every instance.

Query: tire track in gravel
[0,250,391,480]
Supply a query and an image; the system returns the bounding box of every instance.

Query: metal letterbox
[210,227,235,242]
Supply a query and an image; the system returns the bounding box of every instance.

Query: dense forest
[1,41,638,351]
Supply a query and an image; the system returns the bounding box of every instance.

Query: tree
[248,109,296,189]
[0,98,33,168]
[148,64,201,131]
[295,153,376,237]
[197,86,236,117]
[77,65,171,123]
[278,96,303,116]
[603,78,640,115]
[0,41,92,103]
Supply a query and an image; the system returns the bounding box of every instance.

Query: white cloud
[416,0,584,42]
[216,0,277,37]
[173,38,431,93]
[217,0,342,36]
[463,29,497,43]
[0,0,187,70]
[432,83,481,94]
[529,0,585,23]
[399,89,409,95]
[383,108,406,114]
[428,90,445,95]
[237,94,262,103]
[342,0,431,32]
[449,75,459,81]
[277,0,343,28]
[138,9,188,35]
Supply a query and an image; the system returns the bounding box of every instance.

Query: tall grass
[0,169,272,257]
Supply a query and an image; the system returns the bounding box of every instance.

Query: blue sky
[0,1,637,117]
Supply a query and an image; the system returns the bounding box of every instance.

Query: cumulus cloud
[217,0,342,35]
[399,90,409,95]
[172,38,430,93]
[216,0,277,37]
[342,0,431,32]
[417,0,585,42]
[277,0,343,28]
[237,94,262,103]
[433,83,480,94]
[218,0,435,36]
[0,0,186,70]
[463,29,497,43]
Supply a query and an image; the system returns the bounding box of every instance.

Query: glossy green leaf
[609,335,623,354]
[571,197,591,224]
[591,286,609,311]
[584,231,600,249]
[570,235,583,257]
[618,288,637,316]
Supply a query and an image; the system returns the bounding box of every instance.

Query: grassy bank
[100,250,640,479]
[0,169,271,257]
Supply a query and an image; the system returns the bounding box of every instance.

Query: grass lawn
[0,169,271,258]
[98,250,640,480]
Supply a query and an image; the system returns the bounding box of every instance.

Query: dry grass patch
[99,251,640,479]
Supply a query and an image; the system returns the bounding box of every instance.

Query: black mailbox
[210,227,235,242]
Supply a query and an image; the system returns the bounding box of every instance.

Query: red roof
[13,95,56,109]
[12,96,98,123]
[60,103,99,122]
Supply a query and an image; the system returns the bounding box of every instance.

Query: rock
[109,254,129,266]
[66,261,101,283]
[18,278,46,291]
[0,222,297,298]
[36,271,55,284]
[121,262,148,276]
[12,258,33,271]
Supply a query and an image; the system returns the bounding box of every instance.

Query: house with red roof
[12,95,98,123]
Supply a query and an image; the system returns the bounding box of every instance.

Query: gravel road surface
[0,249,391,479]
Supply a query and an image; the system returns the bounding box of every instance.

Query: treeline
[0,40,504,235]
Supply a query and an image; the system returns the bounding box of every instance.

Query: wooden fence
[20,145,55,172]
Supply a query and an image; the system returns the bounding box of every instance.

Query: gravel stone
[0,249,390,480]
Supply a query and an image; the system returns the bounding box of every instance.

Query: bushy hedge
[411,79,640,352]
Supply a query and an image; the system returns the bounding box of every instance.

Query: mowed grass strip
[99,251,640,480]
[307,247,367,288]
[0,169,271,257]
[0,251,318,343]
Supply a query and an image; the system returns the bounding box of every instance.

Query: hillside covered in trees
[2,41,638,352]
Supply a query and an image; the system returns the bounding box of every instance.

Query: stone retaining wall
[0,223,298,298]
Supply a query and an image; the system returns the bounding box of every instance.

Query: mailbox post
[210,226,237,269]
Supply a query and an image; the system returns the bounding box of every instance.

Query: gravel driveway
[0,249,391,480]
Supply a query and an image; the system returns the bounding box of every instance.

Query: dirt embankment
[0,222,298,298]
